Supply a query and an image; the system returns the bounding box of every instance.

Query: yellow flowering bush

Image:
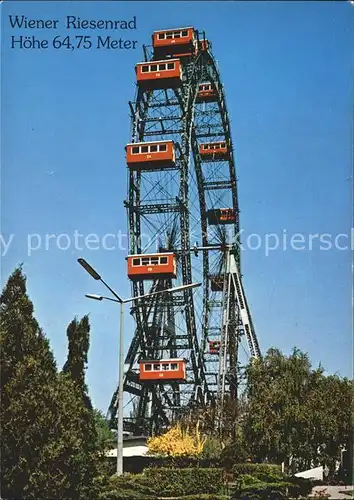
[147,422,206,457]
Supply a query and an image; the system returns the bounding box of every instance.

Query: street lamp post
[77,257,200,476]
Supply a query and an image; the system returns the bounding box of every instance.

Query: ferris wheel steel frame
[107,30,261,436]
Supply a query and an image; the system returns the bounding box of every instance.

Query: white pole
[117,301,124,475]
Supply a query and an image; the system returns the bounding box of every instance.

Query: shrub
[99,468,226,499]
[231,481,289,499]
[144,467,224,496]
[220,439,250,464]
[98,474,156,500]
[286,476,313,497]
[107,454,222,473]
[230,463,312,499]
[99,490,149,500]
[202,435,225,459]
[147,423,205,457]
[233,463,283,477]
[169,496,229,500]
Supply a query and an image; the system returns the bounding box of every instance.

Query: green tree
[94,409,115,454]
[0,267,58,498]
[1,268,103,499]
[61,315,100,497]
[304,372,352,477]
[243,347,352,474]
[63,315,91,408]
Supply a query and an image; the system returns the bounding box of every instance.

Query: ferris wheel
[107,27,261,436]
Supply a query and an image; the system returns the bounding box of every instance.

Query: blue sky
[1,1,353,412]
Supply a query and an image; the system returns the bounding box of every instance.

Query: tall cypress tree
[62,315,100,498]
[63,315,92,409]
[0,267,58,498]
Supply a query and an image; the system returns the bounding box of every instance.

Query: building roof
[106,446,149,458]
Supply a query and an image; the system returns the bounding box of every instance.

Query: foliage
[202,435,226,459]
[176,404,227,457]
[232,463,282,478]
[99,469,225,500]
[238,478,312,499]
[239,481,292,496]
[243,347,352,473]
[0,267,58,499]
[0,267,100,499]
[160,496,228,500]
[288,476,315,497]
[220,438,250,464]
[1,267,349,499]
[181,394,247,444]
[111,455,224,474]
[63,315,92,408]
[94,409,116,454]
[145,467,224,496]
[44,372,99,500]
[61,314,101,492]
[230,463,312,499]
[163,496,228,500]
[98,473,157,499]
[147,422,206,457]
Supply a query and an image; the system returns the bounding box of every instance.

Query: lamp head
[85,294,103,301]
[78,258,101,280]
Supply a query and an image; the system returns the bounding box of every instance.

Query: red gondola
[210,275,224,292]
[196,83,218,103]
[207,208,236,225]
[209,340,220,354]
[126,140,175,170]
[127,252,177,280]
[139,358,186,382]
[152,27,197,58]
[135,59,182,89]
[199,141,229,160]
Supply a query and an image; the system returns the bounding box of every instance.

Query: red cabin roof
[127,252,177,280]
[126,140,176,170]
[135,59,182,90]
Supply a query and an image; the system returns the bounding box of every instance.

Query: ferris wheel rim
[126,50,240,406]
